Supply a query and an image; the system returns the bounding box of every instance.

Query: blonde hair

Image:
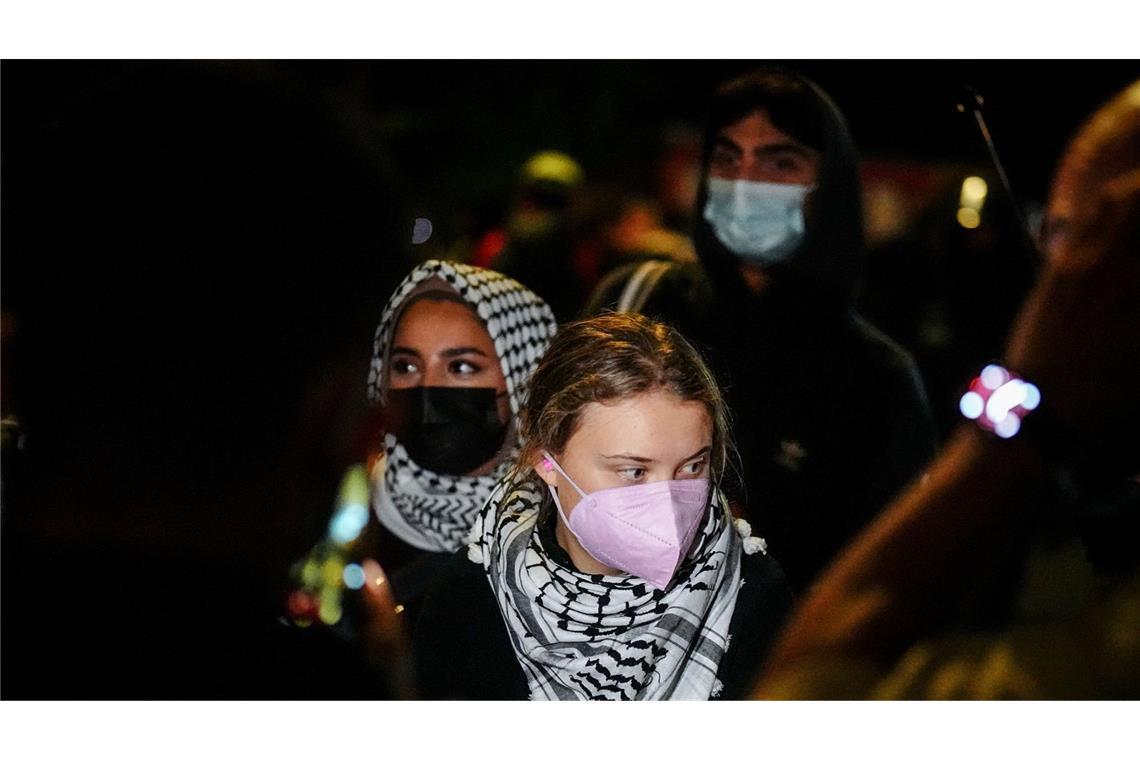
[512,312,737,488]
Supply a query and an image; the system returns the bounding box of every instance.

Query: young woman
[413,312,792,699]
[289,259,557,630]
[367,259,559,610]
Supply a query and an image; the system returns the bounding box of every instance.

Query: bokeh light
[980,364,1008,390]
[959,391,985,420]
[957,206,981,229]
[301,559,322,587]
[329,502,369,545]
[985,380,1019,422]
[322,557,345,587]
[343,563,366,590]
[994,414,1021,439]
[318,588,342,626]
[960,176,989,207]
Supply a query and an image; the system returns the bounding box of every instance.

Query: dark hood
[693,68,866,318]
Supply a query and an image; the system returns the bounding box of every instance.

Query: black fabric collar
[535,495,579,572]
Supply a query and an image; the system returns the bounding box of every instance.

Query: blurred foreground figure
[587,69,937,593]
[755,81,1140,699]
[1,62,408,698]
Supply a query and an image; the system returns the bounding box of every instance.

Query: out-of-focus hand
[359,558,416,698]
[1005,172,1140,450]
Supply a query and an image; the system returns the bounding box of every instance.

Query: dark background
[2,60,1137,697]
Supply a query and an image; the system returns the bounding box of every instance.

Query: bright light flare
[980,364,1009,390]
[957,206,981,229]
[329,502,369,545]
[960,176,989,207]
[959,391,985,419]
[994,415,1021,439]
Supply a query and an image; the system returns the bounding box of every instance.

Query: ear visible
[532,453,558,488]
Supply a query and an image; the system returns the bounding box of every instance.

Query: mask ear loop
[541,452,591,538]
[541,452,589,498]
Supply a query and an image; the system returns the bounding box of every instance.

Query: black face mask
[383,386,510,476]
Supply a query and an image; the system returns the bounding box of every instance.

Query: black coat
[716,289,937,592]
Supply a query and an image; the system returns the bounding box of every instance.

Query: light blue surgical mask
[702,177,812,265]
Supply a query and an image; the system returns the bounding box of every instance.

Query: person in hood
[585,68,937,593]
[412,312,792,700]
[288,260,557,634]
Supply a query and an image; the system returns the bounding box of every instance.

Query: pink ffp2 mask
[542,452,711,590]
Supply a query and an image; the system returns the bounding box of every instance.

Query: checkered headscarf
[368,260,557,553]
[368,259,558,414]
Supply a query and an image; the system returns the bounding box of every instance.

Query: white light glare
[329,502,369,545]
[1021,383,1041,411]
[980,364,1009,391]
[985,379,1026,423]
[959,391,985,420]
[994,414,1021,439]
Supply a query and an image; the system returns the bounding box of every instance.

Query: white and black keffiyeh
[468,477,757,700]
[371,435,512,553]
[367,260,557,553]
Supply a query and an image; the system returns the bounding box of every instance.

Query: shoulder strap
[616,259,674,314]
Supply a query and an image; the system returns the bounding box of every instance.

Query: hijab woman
[290,260,557,631]
[366,259,557,611]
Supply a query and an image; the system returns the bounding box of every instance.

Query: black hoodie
[585,69,937,593]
